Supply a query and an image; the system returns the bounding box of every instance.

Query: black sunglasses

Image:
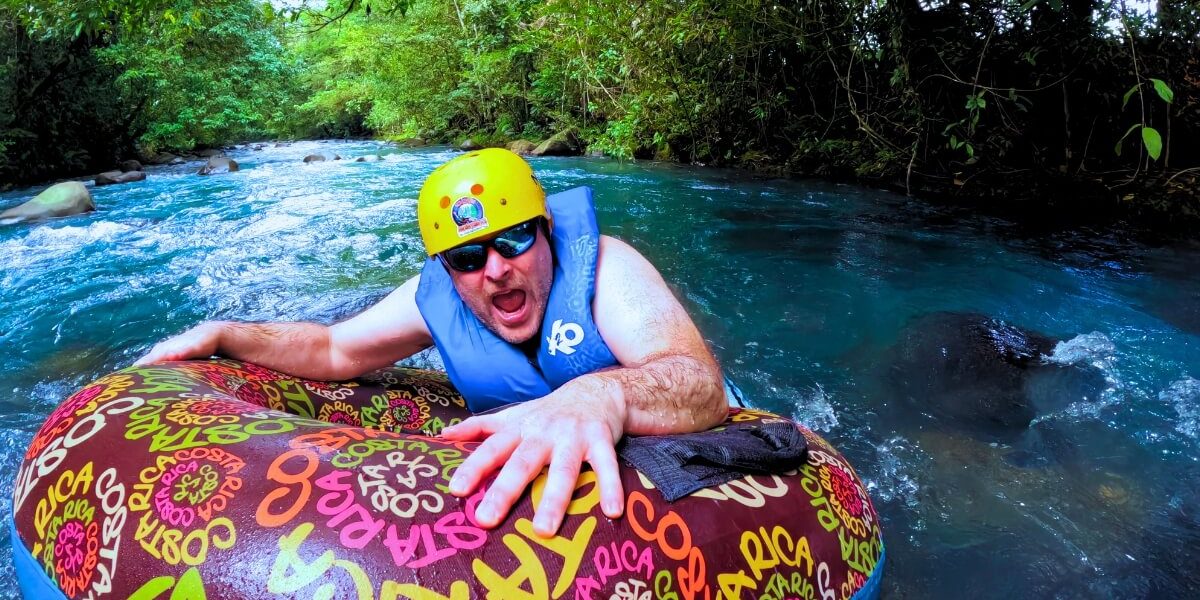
[439,219,541,272]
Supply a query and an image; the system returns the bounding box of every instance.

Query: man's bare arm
[135,275,433,380]
[443,235,727,536]
[584,235,728,435]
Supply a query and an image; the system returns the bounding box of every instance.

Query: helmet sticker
[451,196,489,237]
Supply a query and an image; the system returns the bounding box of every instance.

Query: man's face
[446,227,553,344]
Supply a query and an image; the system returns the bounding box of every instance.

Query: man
[136,148,728,537]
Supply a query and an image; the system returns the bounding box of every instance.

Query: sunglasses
[439,219,541,272]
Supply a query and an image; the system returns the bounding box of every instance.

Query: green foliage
[9,0,173,40]
[0,4,128,182]
[0,0,300,183]
[1117,74,1174,163]
[285,0,542,140]
[97,0,302,151]
[3,0,1199,215]
[1142,126,1162,161]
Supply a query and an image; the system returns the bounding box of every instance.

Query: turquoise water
[2,141,1199,597]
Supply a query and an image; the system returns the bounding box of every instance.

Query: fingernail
[535,514,553,536]
[604,499,621,515]
[476,504,496,524]
[449,476,464,495]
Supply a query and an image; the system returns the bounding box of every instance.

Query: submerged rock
[303,154,326,163]
[910,429,1148,561]
[884,312,1069,439]
[197,157,239,175]
[0,181,94,224]
[95,170,146,186]
[460,138,482,151]
[507,139,537,155]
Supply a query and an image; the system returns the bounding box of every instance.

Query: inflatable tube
[11,359,884,599]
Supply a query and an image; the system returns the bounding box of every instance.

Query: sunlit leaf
[1115,123,1141,157]
[1122,84,1139,110]
[1142,126,1162,160]
[1150,78,1174,104]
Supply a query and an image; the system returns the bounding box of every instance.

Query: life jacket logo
[546,319,584,356]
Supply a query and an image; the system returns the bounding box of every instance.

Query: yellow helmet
[417,148,549,256]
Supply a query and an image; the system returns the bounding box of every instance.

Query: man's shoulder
[594,235,662,296]
[597,234,638,261]
[596,235,636,275]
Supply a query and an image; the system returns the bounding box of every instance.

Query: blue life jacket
[416,186,619,412]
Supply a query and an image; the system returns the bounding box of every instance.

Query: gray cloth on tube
[616,421,809,501]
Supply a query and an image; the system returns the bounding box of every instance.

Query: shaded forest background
[2,0,1197,221]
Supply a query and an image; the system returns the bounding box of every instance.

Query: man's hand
[441,383,627,538]
[134,322,225,365]
[131,276,434,379]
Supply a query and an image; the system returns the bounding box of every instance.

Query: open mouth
[491,289,529,326]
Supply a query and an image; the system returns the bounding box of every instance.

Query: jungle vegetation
[1,1,1197,220]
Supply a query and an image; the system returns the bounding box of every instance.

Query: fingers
[133,323,220,366]
[532,442,585,537]
[132,350,157,366]
[474,440,551,528]
[134,342,174,366]
[449,430,519,497]
[447,402,627,535]
[440,414,499,441]
[587,430,626,520]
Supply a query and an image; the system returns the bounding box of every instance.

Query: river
[1,140,1198,597]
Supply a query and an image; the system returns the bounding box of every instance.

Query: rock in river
[197,157,239,176]
[0,181,94,224]
[882,312,1100,440]
[95,170,146,186]
[532,129,581,156]
[507,139,537,155]
[147,152,179,165]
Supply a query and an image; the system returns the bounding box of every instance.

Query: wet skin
[137,230,727,538]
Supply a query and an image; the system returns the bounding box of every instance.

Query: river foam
[1160,377,1200,440]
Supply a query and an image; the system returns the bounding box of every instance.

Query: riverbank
[5,134,1199,236]
[375,131,1200,232]
[6,1,1196,234]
